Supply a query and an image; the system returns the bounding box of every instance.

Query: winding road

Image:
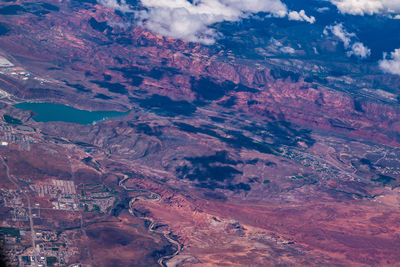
[119,175,183,267]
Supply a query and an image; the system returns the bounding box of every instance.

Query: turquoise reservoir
[14,102,128,125]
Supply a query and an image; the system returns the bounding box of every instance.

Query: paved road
[1,157,38,267]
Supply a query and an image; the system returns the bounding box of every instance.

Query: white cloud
[137,6,219,44]
[324,23,354,48]
[97,0,316,44]
[136,0,289,44]
[221,0,288,17]
[329,0,400,16]
[347,42,371,58]
[317,7,330,13]
[288,10,316,23]
[324,23,370,59]
[269,38,296,54]
[280,46,296,54]
[379,49,400,75]
[270,38,283,47]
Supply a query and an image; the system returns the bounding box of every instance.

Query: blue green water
[13,102,128,125]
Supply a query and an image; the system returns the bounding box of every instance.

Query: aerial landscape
[0,0,399,266]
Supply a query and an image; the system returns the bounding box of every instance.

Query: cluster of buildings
[80,184,117,214]
[0,157,118,266]
[0,122,36,151]
[0,180,83,266]
[30,179,79,211]
[0,55,48,85]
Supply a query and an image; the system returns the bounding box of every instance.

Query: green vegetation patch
[3,114,22,125]
[372,174,396,186]
[0,227,20,237]
[289,173,308,180]
[46,256,57,266]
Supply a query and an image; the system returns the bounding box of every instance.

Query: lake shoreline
[13,102,129,125]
